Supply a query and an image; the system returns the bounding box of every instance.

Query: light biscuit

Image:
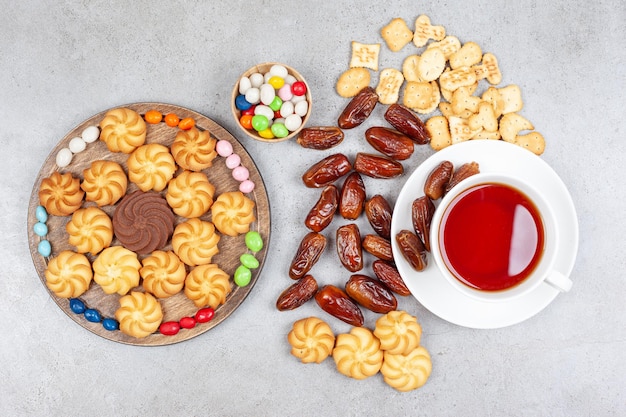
[426,35,461,59]
[376,68,404,104]
[481,86,505,118]
[413,14,445,47]
[336,67,371,98]
[402,55,423,82]
[381,18,414,52]
[438,66,477,91]
[450,86,482,115]
[449,116,482,144]
[417,47,446,82]
[473,52,502,85]
[499,113,534,143]
[498,84,524,114]
[426,116,451,151]
[350,41,381,71]
[468,101,498,132]
[515,131,545,155]
[449,41,483,70]
[403,81,440,114]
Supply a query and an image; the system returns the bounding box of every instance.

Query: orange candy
[239,114,253,130]
[164,113,180,127]
[144,110,163,124]
[178,117,195,130]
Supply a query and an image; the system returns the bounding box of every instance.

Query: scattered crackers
[334,14,545,155]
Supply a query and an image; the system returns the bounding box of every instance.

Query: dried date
[315,285,364,327]
[424,160,453,200]
[345,274,397,314]
[411,196,435,252]
[365,126,414,161]
[305,185,339,232]
[445,161,480,193]
[339,172,366,220]
[276,275,318,311]
[395,230,428,272]
[297,126,344,150]
[372,260,411,296]
[354,152,404,179]
[337,86,379,129]
[289,232,327,279]
[362,234,394,262]
[364,194,393,239]
[384,103,431,145]
[336,223,363,272]
[302,153,352,188]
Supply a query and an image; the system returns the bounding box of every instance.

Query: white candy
[81,125,100,143]
[285,75,297,85]
[291,94,306,104]
[244,87,261,105]
[239,76,252,95]
[56,148,73,167]
[249,72,264,88]
[260,83,276,105]
[284,114,302,132]
[263,72,273,83]
[254,105,275,121]
[294,101,309,117]
[274,117,286,125]
[280,101,294,118]
[68,137,86,153]
[270,64,289,78]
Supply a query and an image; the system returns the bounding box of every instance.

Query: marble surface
[1,1,624,416]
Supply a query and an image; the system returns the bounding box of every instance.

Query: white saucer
[391,140,579,329]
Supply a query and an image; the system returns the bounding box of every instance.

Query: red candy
[179,316,196,329]
[160,321,181,336]
[195,307,215,323]
[292,81,307,96]
[241,106,256,116]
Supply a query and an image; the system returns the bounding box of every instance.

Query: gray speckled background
[1,1,624,416]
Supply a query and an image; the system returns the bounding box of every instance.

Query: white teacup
[430,172,572,302]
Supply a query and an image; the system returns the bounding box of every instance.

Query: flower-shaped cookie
[81,160,128,206]
[171,127,217,171]
[99,107,146,154]
[140,250,187,298]
[66,207,113,256]
[184,264,231,309]
[374,310,422,355]
[165,170,216,218]
[92,246,141,295]
[39,172,85,216]
[332,327,383,380]
[381,346,432,392]
[44,250,93,298]
[115,291,163,338]
[211,191,256,237]
[288,317,335,364]
[171,218,220,267]
[127,143,176,192]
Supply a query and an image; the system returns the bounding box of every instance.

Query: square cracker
[350,41,381,71]
[381,18,413,52]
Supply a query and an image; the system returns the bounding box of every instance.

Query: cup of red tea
[430,172,572,302]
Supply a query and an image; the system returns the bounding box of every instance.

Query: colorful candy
[236,64,309,138]
[234,265,252,287]
[245,231,264,252]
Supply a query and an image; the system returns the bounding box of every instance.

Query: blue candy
[69,298,86,314]
[33,222,48,237]
[235,94,252,111]
[84,309,101,323]
[102,318,119,331]
[35,205,48,223]
[37,240,52,257]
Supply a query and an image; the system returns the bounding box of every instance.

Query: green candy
[251,115,269,132]
[269,96,283,111]
[271,123,289,138]
[240,253,259,269]
[234,265,252,287]
[245,231,263,252]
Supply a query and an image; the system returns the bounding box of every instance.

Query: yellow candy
[258,128,275,139]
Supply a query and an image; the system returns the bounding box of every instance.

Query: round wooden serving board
[27,103,271,346]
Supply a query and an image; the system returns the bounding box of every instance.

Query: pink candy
[216,139,255,193]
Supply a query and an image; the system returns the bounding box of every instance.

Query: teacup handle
[544,270,573,292]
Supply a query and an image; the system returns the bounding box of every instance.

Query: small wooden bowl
[231,62,312,143]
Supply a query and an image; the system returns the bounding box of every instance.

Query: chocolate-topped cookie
[113,190,175,254]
